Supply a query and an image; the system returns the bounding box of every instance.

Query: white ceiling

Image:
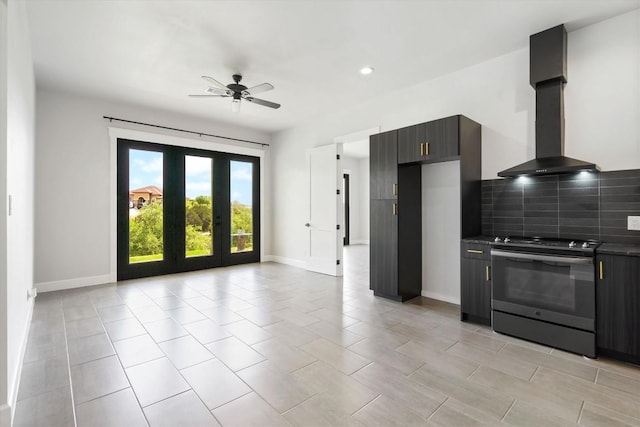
[25,1,640,133]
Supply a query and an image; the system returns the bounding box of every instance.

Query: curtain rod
[103,116,269,148]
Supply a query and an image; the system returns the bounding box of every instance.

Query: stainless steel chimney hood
[498,24,600,178]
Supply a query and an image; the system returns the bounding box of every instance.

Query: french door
[117,139,260,280]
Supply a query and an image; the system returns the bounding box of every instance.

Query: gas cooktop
[492,236,601,254]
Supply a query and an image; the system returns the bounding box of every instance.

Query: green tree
[186,196,212,232]
[186,225,212,252]
[129,201,163,257]
[231,201,252,233]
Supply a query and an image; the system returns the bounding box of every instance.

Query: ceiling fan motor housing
[228,74,247,96]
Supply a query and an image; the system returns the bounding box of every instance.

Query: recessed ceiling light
[360,66,374,75]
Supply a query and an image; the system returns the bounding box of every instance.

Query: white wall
[34,89,271,288]
[3,0,35,423]
[270,10,640,302]
[422,161,460,303]
[0,1,8,423]
[565,9,640,171]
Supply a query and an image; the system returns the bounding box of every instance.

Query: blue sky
[129,149,253,205]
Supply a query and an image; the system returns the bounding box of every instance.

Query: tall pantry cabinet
[370,115,482,302]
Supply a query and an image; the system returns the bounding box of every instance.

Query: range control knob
[504,237,511,243]
[569,241,577,248]
[582,241,589,248]
[494,237,502,242]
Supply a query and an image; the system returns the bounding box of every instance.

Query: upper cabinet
[398,116,460,164]
[370,130,398,200]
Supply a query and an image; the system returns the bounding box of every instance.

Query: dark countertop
[597,243,640,257]
[461,236,495,245]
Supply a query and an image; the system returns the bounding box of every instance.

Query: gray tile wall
[481,169,640,244]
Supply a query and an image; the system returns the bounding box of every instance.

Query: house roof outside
[130,185,163,197]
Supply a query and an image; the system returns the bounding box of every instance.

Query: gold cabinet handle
[486,265,491,281]
[599,261,603,280]
[467,249,484,254]
[392,183,398,196]
[419,143,424,156]
[392,203,397,216]
[425,142,430,156]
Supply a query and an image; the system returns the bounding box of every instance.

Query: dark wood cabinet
[370,130,398,200]
[460,242,491,325]
[369,128,421,301]
[397,123,426,164]
[370,115,481,303]
[596,254,640,364]
[397,116,459,164]
[370,199,398,296]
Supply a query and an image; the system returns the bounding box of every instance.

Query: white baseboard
[350,240,369,245]
[36,274,112,293]
[262,255,307,269]
[0,404,11,427]
[421,290,460,305]
[9,298,34,422]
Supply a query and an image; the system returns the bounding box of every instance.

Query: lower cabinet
[596,253,640,364]
[460,242,491,325]
[370,199,398,298]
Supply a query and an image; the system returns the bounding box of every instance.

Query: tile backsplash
[481,169,640,244]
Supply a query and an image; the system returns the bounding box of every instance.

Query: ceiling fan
[189,74,281,112]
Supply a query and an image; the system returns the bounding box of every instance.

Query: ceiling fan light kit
[189,74,281,111]
[359,66,374,75]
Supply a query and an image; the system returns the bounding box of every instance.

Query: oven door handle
[490,249,592,264]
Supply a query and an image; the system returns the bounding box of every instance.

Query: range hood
[498,24,600,178]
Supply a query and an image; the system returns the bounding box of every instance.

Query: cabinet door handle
[419,143,424,156]
[392,203,397,216]
[392,183,398,196]
[467,249,484,254]
[486,265,491,281]
[599,260,604,280]
[425,142,430,156]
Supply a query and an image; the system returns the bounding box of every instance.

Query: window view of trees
[129,200,164,263]
[185,196,212,257]
[231,200,253,252]
[129,196,253,262]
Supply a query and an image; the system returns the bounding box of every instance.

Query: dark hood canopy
[497,156,598,177]
[498,24,600,178]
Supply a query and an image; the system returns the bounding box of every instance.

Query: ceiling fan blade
[188,94,227,98]
[201,75,227,89]
[205,86,229,95]
[244,96,281,109]
[242,83,274,96]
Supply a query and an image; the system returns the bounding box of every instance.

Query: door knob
[305,223,310,227]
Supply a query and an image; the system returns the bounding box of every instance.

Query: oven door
[491,249,595,331]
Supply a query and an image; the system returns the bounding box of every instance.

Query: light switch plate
[628,216,640,231]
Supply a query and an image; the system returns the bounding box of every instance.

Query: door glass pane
[185,155,213,257]
[230,161,253,253]
[129,149,163,263]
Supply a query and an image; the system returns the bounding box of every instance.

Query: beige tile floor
[13,245,640,426]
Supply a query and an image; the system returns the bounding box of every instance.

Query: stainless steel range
[491,236,600,358]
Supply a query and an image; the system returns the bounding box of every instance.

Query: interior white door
[307,144,343,276]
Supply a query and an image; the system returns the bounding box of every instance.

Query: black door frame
[343,173,350,246]
[117,138,260,280]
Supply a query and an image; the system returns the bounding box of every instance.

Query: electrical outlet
[628,216,640,231]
